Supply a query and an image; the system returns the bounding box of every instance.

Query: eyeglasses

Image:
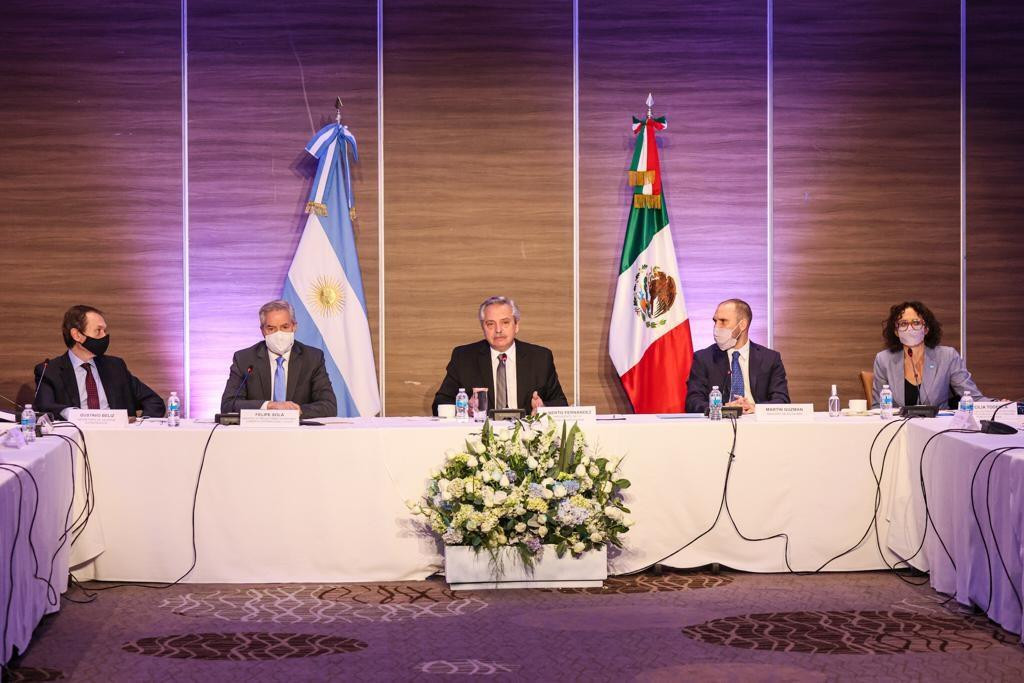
[896,320,925,331]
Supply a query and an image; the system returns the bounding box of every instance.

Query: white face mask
[714,324,741,351]
[898,328,926,348]
[265,330,295,356]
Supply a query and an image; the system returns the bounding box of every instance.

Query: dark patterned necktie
[82,362,100,409]
[496,353,508,409]
[730,351,745,401]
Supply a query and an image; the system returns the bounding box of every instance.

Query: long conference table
[5,411,1023,664]
[68,414,915,586]
[1,429,76,665]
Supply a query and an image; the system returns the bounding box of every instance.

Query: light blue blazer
[872,345,988,408]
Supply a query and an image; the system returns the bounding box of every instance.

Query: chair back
[859,371,874,405]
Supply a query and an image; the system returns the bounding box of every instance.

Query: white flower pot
[444,545,607,590]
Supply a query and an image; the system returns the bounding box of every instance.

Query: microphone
[981,397,1021,435]
[32,358,50,406]
[906,348,926,405]
[232,365,254,406]
[216,365,253,426]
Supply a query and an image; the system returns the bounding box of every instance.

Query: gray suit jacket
[872,345,988,408]
[220,340,337,418]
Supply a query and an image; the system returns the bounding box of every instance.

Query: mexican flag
[608,113,693,413]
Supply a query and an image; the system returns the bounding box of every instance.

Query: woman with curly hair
[872,301,988,408]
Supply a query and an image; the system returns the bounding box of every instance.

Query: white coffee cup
[848,399,868,413]
[437,404,457,419]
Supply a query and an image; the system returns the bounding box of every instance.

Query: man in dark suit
[220,299,337,419]
[432,296,568,416]
[33,305,165,419]
[685,298,790,414]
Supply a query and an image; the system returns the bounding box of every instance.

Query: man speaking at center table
[432,296,568,416]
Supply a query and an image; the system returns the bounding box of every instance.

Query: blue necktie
[730,351,745,400]
[273,356,286,402]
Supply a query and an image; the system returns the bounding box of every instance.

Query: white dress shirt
[489,343,518,410]
[261,349,292,408]
[727,342,754,403]
[66,350,110,418]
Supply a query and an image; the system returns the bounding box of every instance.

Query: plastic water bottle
[167,392,181,427]
[455,388,469,422]
[828,384,841,417]
[709,386,723,421]
[958,391,974,419]
[880,384,894,420]
[21,404,37,442]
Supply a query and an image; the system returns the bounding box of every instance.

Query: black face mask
[80,334,110,357]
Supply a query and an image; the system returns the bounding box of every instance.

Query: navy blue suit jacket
[685,342,791,413]
[33,352,165,419]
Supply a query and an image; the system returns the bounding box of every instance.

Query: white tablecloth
[888,417,1024,640]
[1,428,75,665]
[69,414,908,583]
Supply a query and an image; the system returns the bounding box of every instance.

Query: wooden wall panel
[579,1,768,412]
[965,1,1024,401]
[0,1,182,410]
[187,0,379,416]
[382,0,574,415]
[773,0,961,405]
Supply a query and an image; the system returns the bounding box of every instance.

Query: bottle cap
[23,404,31,409]
[831,384,837,394]
[883,384,890,389]
[712,385,719,390]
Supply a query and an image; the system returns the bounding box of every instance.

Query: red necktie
[82,362,100,409]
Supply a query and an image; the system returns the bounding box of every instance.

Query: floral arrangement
[408,416,632,566]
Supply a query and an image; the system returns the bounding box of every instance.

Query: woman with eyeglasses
[872,300,988,408]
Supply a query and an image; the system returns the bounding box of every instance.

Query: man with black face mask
[32,305,166,419]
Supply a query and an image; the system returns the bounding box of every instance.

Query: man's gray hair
[259,299,297,326]
[478,296,521,323]
[720,298,753,324]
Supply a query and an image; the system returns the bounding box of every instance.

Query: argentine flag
[283,122,380,417]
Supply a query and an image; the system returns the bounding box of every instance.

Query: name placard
[536,406,597,422]
[755,403,815,421]
[68,409,130,428]
[240,409,300,428]
[972,401,1017,422]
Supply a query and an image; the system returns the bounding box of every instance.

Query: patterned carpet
[6,569,1024,681]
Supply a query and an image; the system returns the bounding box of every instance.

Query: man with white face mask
[220,299,337,418]
[684,299,790,414]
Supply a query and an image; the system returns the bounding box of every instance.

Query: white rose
[542,488,554,500]
[575,464,587,477]
[537,526,548,537]
[591,531,604,543]
[499,474,511,488]
[604,506,623,521]
[493,491,508,505]
[466,455,478,468]
[572,542,586,554]
[405,499,418,510]
[481,470,491,482]
[553,484,567,498]
[538,514,547,524]
[465,479,475,494]
[589,465,599,477]
[429,468,440,478]
[467,438,485,454]
[602,481,613,494]
[622,515,635,527]
[526,457,539,469]
[581,455,591,465]
[542,477,555,486]
[515,522,527,532]
[441,490,452,501]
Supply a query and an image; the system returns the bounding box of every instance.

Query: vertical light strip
[959,0,967,358]
[766,0,774,346]
[181,0,191,416]
[377,0,386,414]
[572,0,580,404]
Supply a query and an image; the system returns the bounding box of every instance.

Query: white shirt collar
[490,342,516,363]
[727,341,749,360]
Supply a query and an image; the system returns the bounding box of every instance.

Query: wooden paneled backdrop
[1,0,1022,416]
